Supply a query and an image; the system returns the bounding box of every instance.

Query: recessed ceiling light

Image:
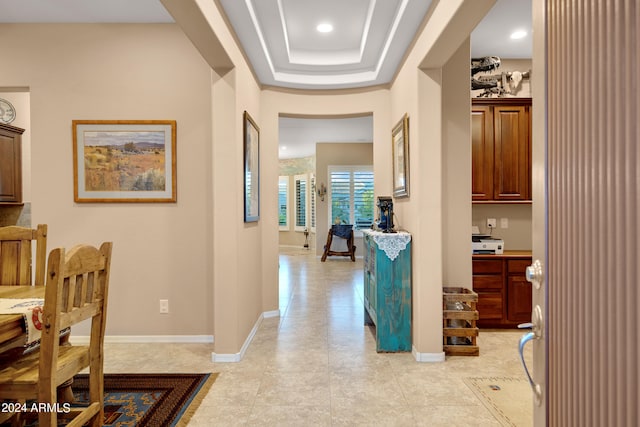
[316,23,333,33]
[510,30,527,40]
[280,146,287,150]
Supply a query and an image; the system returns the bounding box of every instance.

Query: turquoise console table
[362,229,412,352]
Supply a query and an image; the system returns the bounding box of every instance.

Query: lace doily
[365,230,412,260]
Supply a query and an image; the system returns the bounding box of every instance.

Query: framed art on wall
[72,120,177,203]
[243,111,260,222]
[392,114,409,198]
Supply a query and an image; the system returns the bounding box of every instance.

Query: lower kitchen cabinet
[472,253,532,328]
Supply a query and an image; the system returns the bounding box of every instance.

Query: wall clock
[0,98,16,124]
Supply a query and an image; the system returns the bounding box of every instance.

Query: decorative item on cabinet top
[0,98,16,124]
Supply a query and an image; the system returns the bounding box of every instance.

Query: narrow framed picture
[243,111,260,222]
[392,114,409,198]
[72,120,177,203]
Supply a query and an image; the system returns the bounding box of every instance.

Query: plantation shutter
[278,177,288,228]
[330,170,351,225]
[330,167,374,230]
[353,171,374,229]
[295,177,306,228]
[310,175,316,230]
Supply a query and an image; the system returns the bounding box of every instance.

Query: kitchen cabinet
[472,98,531,202]
[363,229,411,352]
[0,124,24,204]
[472,253,532,328]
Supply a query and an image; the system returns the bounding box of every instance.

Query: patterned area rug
[464,376,532,427]
[10,373,217,427]
[73,373,217,426]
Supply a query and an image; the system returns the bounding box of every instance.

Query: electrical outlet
[500,218,509,228]
[159,299,169,314]
[487,218,497,229]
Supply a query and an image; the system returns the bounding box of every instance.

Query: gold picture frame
[392,114,409,198]
[72,120,177,203]
[243,111,260,222]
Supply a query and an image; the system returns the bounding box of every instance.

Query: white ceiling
[0,0,531,158]
[218,0,433,90]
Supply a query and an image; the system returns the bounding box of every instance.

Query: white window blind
[294,174,307,231]
[278,176,289,230]
[329,166,374,230]
[310,174,316,232]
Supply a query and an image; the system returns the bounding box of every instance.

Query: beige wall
[1,24,214,337]
[0,0,507,360]
[389,0,496,358]
[261,89,392,263]
[472,204,532,250]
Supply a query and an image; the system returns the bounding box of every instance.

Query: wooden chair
[0,224,47,286]
[321,224,356,262]
[0,242,113,427]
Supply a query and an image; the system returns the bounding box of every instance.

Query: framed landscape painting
[243,111,260,222]
[72,120,177,203]
[392,114,409,198]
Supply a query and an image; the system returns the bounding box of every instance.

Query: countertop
[473,250,532,259]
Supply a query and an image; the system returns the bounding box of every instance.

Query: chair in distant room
[321,224,356,262]
[0,242,113,427]
[0,224,47,286]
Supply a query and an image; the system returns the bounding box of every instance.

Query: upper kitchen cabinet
[0,123,24,204]
[472,98,531,203]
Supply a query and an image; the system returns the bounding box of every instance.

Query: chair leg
[348,234,356,261]
[321,231,333,262]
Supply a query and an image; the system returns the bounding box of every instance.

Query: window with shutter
[310,174,316,232]
[294,174,307,231]
[278,176,289,230]
[329,166,374,232]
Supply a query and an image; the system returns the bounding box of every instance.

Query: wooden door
[540,1,639,425]
[493,105,530,200]
[471,106,493,200]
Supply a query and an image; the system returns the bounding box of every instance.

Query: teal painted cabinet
[362,230,412,352]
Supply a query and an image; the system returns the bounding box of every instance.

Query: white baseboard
[211,309,281,363]
[412,346,446,362]
[70,335,214,345]
[263,309,280,318]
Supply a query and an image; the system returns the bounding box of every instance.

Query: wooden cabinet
[472,253,532,328]
[363,230,411,352]
[472,98,531,202]
[0,124,24,204]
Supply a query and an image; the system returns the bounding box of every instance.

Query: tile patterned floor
[102,247,532,426]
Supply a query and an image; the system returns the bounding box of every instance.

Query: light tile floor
[102,247,532,426]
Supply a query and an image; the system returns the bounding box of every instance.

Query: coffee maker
[376,196,395,232]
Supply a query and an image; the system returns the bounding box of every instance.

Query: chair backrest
[0,224,47,286]
[39,242,112,385]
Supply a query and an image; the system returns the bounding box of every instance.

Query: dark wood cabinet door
[473,255,533,327]
[476,291,503,322]
[0,124,24,204]
[471,106,494,200]
[507,275,533,323]
[493,105,530,200]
